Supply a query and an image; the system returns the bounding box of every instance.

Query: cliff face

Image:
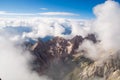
[26,34,120,80]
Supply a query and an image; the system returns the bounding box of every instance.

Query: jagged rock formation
[30,35,84,75]
[25,34,120,80]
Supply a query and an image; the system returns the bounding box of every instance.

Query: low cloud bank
[0,18,91,41]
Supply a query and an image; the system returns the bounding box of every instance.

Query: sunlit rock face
[80,51,120,80]
[64,52,120,80]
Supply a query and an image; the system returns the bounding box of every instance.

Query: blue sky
[0,0,120,19]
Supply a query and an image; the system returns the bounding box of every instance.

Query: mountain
[25,34,120,80]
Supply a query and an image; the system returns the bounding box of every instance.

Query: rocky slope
[25,34,120,80]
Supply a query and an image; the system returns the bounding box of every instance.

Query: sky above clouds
[0,0,120,19]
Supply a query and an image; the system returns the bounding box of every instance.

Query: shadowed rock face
[84,34,98,43]
[30,35,84,74]
[31,34,97,68]
[25,34,120,80]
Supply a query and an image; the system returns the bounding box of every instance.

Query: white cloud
[92,0,120,50]
[40,8,48,10]
[0,36,51,80]
[77,0,120,63]
[0,11,7,14]
[38,12,79,16]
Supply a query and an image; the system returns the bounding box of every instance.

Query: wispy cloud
[0,11,79,17]
[0,11,35,16]
[40,8,48,10]
[38,12,79,16]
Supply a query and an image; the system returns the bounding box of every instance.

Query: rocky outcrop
[64,51,120,80]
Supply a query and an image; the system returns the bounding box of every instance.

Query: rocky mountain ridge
[25,34,120,80]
